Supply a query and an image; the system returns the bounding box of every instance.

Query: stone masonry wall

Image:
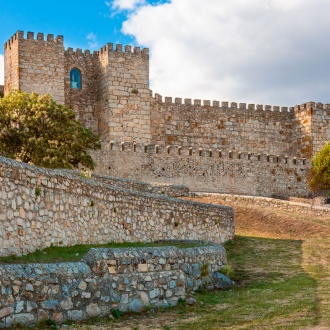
[92,142,309,198]
[0,156,234,257]
[92,174,190,197]
[0,243,227,328]
[64,49,98,133]
[151,94,298,156]
[198,193,330,217]
[96,44,152,144]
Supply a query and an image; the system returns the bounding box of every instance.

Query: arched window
[70,68,81,89]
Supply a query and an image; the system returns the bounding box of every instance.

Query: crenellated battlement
[64,42,149,60]
[104,141,308,167]
[4,30,63,49]
[154,93,330,114]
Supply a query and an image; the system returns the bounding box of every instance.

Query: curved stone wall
[0,156,234,257]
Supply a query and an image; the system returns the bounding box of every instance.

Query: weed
[35,187,41,197]
[200,263,209,277]
[174,221,180,227]
[90,200,95,207]
[220,263,234,277]
[177,297,186,307]
[80,169,91,179]
[131,88,139,94]
[113,207,117,213]
[111,308,123,319]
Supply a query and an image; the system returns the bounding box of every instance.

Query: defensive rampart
[92,141,310,198]
[0,156,234,257]
[0,243,229,328]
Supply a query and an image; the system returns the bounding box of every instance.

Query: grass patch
[0,241,209,264]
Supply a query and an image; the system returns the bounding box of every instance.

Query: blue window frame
[70,68,81,89]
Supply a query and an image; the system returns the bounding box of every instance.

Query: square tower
[4,31,65,104]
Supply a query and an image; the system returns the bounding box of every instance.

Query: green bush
[309,142,330,192]
[0,91,101,170]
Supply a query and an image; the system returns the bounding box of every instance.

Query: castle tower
[93,43,152,144]
[4,31,65,104]
[4,31,152,143]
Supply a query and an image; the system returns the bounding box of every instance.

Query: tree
[0,91,101,170]
[308,141,330,192]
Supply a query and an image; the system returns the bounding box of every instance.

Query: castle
[3,30,330,197]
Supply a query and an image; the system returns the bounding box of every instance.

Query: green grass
[171,236,319,330]
[0,241,208,264]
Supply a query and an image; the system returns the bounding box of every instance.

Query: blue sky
[0,0,168,52]
[1,0,330,106]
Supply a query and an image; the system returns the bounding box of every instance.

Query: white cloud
[120,0,330,105]
[0,54,4,85]
[86,32,99,49]
[106,0,146,11]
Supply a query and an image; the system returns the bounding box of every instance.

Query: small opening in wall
[258,154,261,161]
[229,151,232,159]
[162,167,165,171]
[155,145,159,154]
[110,142,113,150]
[133,144,136,152]
[248,153,251,160]
[199,149,202,156]
[178,147,181,155]
[108,167,111,170]
[189,148,193,156]
[267,155,270,162]
[121,143,125,151]
[144,146,148,153]
[70,68,82,89]
[293,158,297,165]
[302,158,306,165]
[276,156,279,163]
[219,150,222,158]
[167,146,170,154]
[285,157,288,164]
[209,150,213,157]
[238,152,242,160]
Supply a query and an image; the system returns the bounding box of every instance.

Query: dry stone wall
[200,193,330,217]
[0,156,234,257]
[0,243,228,328]
[92,142,309,198]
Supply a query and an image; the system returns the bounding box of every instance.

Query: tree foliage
[0,91,101,170]
[309,141,330,192]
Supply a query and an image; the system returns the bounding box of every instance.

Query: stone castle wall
[0,243,227,328]
[0,156,234,257]
[92,142,309,197]
[3,30,330,197]
[151,94,297,156]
